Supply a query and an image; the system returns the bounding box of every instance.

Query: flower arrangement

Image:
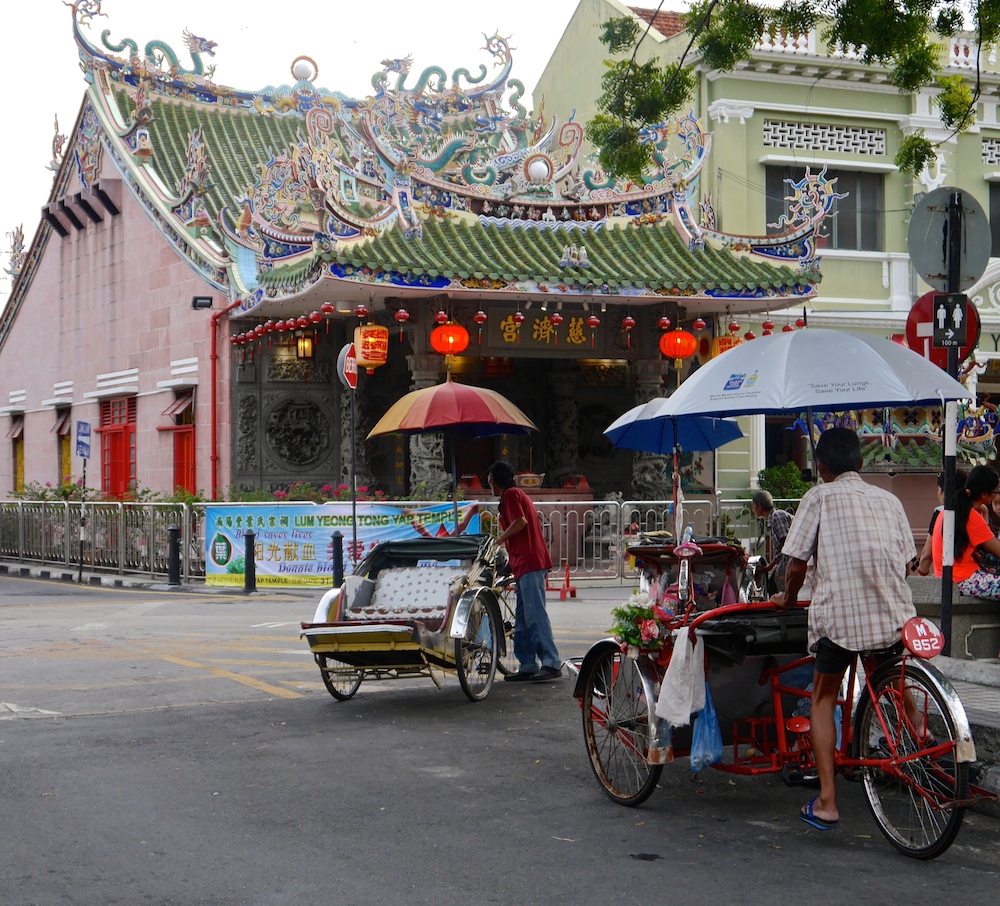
[609,590,675,653]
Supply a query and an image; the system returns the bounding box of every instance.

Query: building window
[990,182,1000,258]
[766,166,883,251]
[98,397,136,498]
[7,415,24,494]
[53,409,73,486]
[157,391,196,496]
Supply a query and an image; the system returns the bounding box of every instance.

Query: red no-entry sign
[904,291,980,369]
[338,342,358,390]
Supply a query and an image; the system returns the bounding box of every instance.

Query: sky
[0,0,586,301]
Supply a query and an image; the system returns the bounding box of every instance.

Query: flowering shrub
[609,590,675,651]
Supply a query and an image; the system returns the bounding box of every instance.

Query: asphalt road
[1,576,999,905]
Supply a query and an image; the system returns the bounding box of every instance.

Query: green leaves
[895,131,937,177]
[589,4,986,179]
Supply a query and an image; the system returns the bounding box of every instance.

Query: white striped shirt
[782,472,916,652]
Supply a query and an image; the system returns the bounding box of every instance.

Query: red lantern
[354,324,390,374]
[434,309,449,325]
[744,330,756,341]
[512,310,525,344]
[430,322,470,355]
[295,316,307,329]
[658,315,672,331]
[621,315,635,349]
[728,320,741,334]
[473,309,487,345]
[782,323,795,333]
[659,328,698,367]
[309,310,322,324]
[395,307,410,341]
[354,304,369,320]
[692,317,706,331]
[254,324,265,338]
[762,328,773,336]
[796,316,806,328]
[586,313,600,349]
[762,318,775,331]
[320,302,335,315]
[549,310,563,344]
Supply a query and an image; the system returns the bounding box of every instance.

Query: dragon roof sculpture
[65,1,833,316]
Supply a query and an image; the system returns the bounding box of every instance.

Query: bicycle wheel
[316,654,363,701]
[495,583,518,676]
[455,596,499,702]
[581,646,662,806]
[854,661,968,859]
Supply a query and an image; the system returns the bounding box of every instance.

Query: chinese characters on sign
[493,310,595,351]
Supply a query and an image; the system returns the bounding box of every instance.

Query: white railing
[0,497,809,585]
[757,28,996,71]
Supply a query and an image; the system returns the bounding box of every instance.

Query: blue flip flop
[800,797,838,831]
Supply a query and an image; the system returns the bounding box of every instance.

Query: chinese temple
[0,1,837,500]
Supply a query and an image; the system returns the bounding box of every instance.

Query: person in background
[750,490,793,594]
[772,427,916,832]
[932,465,1000,599]
[988,485,1000,537]
[486,461,563,682]
[915,471,954,576]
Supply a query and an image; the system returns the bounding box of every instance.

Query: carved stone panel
[265,398,330,467]
[235,394,257,472]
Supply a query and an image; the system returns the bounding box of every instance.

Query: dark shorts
[812,637,904,676]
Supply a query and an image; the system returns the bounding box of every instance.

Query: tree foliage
[589,0,990,178]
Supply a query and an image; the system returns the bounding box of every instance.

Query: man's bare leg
[808,669,846,824]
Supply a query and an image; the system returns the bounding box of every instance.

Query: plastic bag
[655,634,705,728]
[689,683,723,772]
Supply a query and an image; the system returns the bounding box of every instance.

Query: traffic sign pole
[338,343,359,567]
[940,191,965,655]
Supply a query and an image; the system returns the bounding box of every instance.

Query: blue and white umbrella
[604,403,744,538]
[605,403,743,454]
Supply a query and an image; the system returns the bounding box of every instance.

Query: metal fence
[0,497,800,584]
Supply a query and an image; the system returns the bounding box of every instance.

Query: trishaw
[574,537,986,860]
[301,535,516,702]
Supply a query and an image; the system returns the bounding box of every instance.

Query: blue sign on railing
[75,421,91,460]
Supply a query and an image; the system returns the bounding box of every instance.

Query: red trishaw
[573,538,987,860]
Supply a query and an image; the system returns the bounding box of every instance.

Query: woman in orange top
[932,465,1000,598]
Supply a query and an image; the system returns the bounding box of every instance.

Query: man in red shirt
[487,461,562,681]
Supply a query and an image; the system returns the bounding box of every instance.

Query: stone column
[406,354,449,497]
[631,359,671,500]
[545,368,579,488]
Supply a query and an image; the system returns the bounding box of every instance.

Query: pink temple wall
[0,155,233,498]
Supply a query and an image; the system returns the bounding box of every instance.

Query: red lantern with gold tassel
[512,310,525,343]
[586,313,600,349]
[659,328,698,369]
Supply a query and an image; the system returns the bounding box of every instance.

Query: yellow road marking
[158,654,302,699]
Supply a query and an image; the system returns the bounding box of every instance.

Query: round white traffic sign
[907,186,990,292]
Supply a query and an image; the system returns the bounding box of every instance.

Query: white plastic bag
[654,632,705,727]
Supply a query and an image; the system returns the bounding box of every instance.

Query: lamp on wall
[191,295,213,309]
[296,332,314,359]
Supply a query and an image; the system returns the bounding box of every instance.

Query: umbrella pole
[805,407,818,484]
[451,443,460,534]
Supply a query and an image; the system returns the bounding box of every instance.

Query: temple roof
[258,218,808,305]
[46,1,830,320]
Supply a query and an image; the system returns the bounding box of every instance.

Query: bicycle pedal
[780,763,820,788]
